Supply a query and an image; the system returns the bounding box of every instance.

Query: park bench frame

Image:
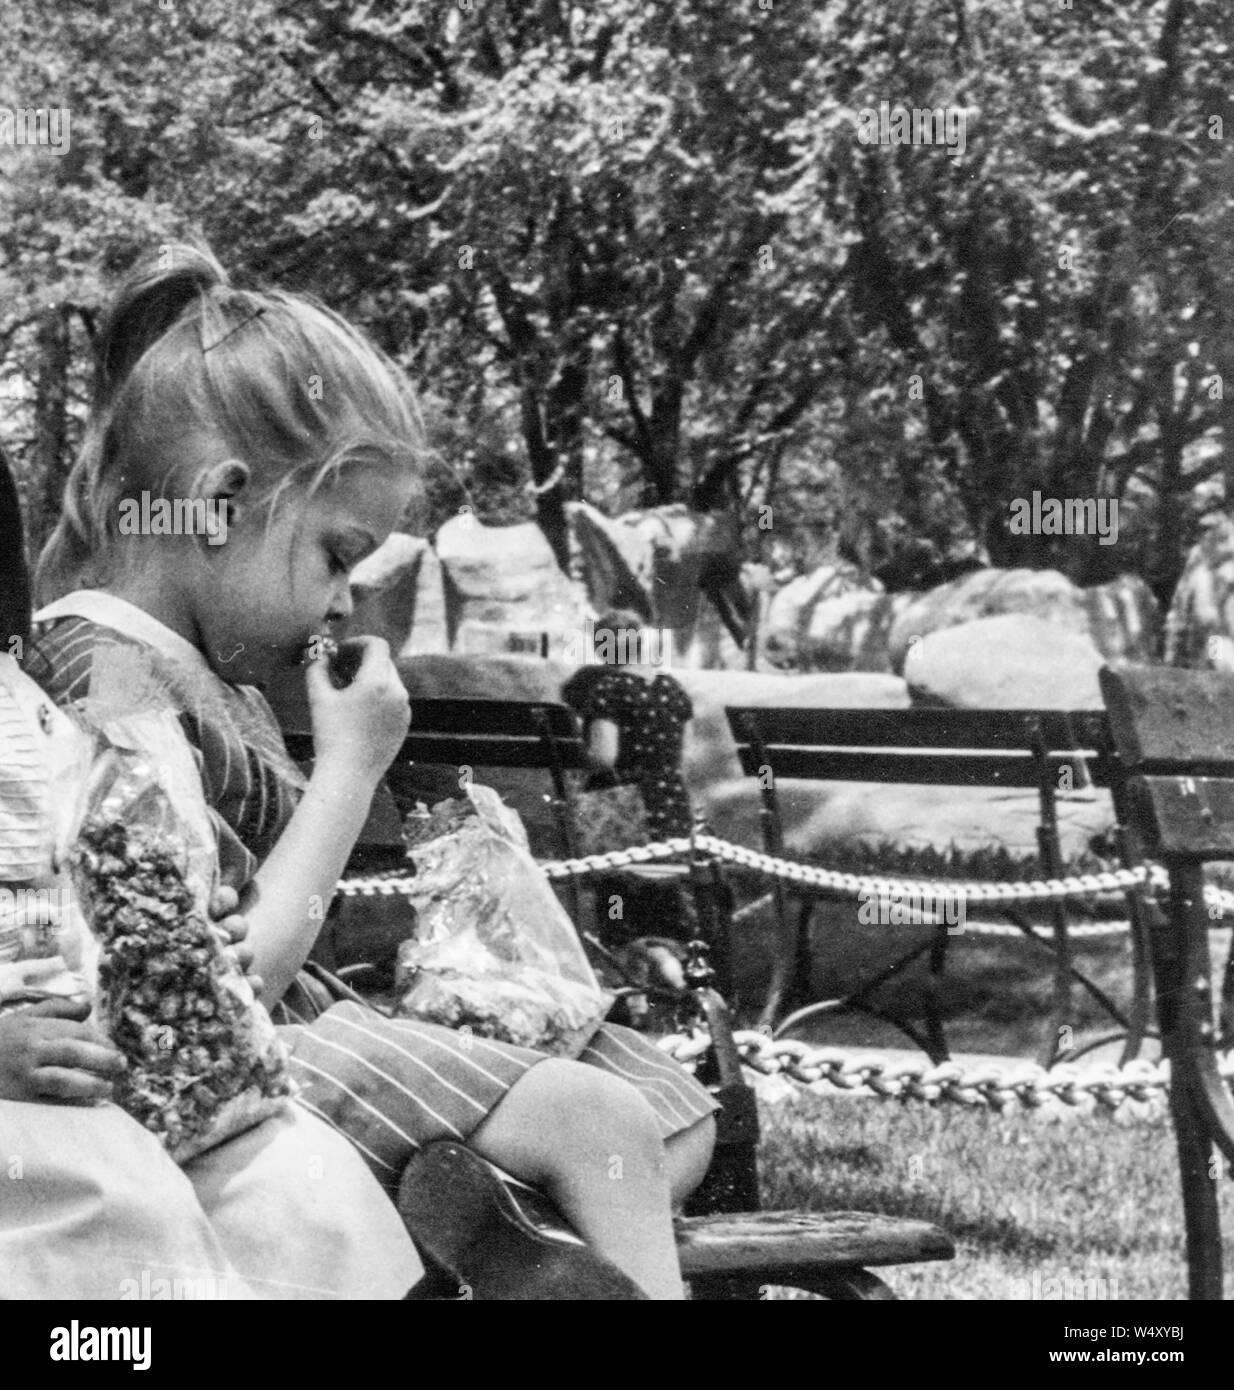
[285,694,954,1298]
[1101,665,1234,1300]
[725,705,1155,1067]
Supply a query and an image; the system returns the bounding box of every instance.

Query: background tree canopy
[1,0,1231,600]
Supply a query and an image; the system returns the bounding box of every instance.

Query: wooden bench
[1101,665,1234,1299]
[725,705,1153,1066]
[286,694,954,1299]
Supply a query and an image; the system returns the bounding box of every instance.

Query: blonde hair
[36,243,425,602]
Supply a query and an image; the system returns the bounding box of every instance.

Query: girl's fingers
[34,1066,117,1103]
[209,884,240,920]
[38,1036,127,1076]
[216,912,248,945]
[246,973,264,1000]
[25,995,92,1022]
[232,942,255,973]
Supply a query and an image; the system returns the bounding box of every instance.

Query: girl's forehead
[308,467,414,524]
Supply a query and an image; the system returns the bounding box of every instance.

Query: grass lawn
[756,1090,1234,1300]
[719,884,1234,1300]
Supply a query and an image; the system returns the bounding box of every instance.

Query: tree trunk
[29,304,71,558]
[519,388,571,571]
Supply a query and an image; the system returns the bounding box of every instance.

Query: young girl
[28,243,716,1300]
[0,568,419,1301]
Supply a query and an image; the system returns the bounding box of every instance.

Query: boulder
[435,515,589,653]
[903,614,1106,709]
[343,533,448,657]
[1085,573,1160,664]
[1165,513,1234,669]
[778,783,1112,863]
[565,501,650,617]
[566,501,739,660]
[762,564,898,671]
[794,591,910,673]
[888,566,1158,670]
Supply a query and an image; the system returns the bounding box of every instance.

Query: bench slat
[399,698,581,739]
[1131,775,1234,859]
[386,735,588,772]
[674,1210,954,1275]
[737,747,1113,788]
[729,707,1112,753]
[1101,667,1234,773]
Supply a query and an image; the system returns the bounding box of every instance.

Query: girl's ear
[193,458,250,527]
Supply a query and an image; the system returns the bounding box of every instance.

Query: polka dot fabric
[563,668,694,838]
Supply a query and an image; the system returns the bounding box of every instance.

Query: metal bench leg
[1112,802,1155,1066]
[758,897,815,1031]
[1159,863,1227,1299]
[1033,725,1074,1068]
[924,922,952,1064]
[1170,1080,1223,1300]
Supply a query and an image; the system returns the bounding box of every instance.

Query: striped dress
[28,595,716,1192]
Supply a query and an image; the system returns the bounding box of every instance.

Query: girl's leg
[665,1114,717,1211]
[468,1058,684,1300]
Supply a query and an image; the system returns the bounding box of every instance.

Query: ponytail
[93,243,228,410]
[37,243,227,602]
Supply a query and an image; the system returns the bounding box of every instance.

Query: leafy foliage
[1,0,1231,597]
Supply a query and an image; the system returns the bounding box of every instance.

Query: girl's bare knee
[499,1060,665,1177]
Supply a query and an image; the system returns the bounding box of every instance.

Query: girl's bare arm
[242,639,410,1003]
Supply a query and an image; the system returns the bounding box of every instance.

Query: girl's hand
[0,997,126,1104]
[306,636,411,783]
[209,885,262,1000]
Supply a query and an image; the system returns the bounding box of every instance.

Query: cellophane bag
[63,709,294,1163]
[395,785,611,1056]
[0,653,94,992]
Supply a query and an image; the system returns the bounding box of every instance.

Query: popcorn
[73,816,293,1161]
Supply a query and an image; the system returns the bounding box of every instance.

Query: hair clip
[201,305,268,354]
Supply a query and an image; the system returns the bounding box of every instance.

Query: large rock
[566,501,649,617]
[888,567,1158,671]
[344,534,448,657]
[793,591,911,673]
[762,564,904,672]
[1165,514,1234,669]
[904,614,1106,709]
[1085,573,1161,664]
[566,501,739,661]
[435,515,589,653]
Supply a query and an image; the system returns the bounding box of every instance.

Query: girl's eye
[328,550,349,576]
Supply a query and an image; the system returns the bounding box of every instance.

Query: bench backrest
[285,698,587,778]
[283,697,589,861]
[726,706,1120,789]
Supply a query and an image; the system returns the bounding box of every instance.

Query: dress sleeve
[563,667,620,724]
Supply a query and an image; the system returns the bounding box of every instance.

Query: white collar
[33,590,215,679]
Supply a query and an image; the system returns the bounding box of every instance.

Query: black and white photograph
[0,0,1229,1342]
